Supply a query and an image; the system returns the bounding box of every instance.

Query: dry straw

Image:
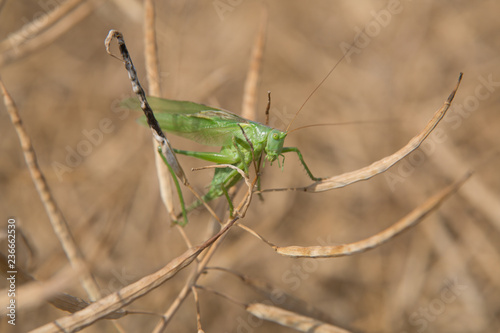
[0,80,102,301]
[0,0,97,67]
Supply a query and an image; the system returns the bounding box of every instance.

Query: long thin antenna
[285,43,356,133]
[288,118,400,134]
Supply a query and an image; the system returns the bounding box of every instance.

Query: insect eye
[272,133,279,140]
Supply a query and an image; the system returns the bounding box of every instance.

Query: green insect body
[123,96,321,213]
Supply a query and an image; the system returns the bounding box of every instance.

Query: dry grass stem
[152,217,240,332]
[176,224,194,249]
[144,0,161,97]
[0,262,97,317]
[247,303,352,333]
[429,143,500,228]
[241,7,268,121]
[276,172,471,258]
[181,182,223,224]
[195,284,245,307]
[0,0,86,53]
[0,79,102,300]
[143,0,177,222]
[236,222,276,247]
[150,172,258,331]
[0,0,97,67]
[0,253,91,315]
[105,30,187,183]
[208,266,335,323]
[191,286,204,333]
[152,137,177,221]
[153,179,256,331]
[31,217,239,333]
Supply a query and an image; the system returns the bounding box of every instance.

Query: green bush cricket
[107,29,326,225]
[121,96,324,214]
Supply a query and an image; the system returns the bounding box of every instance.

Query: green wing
[122,97,250,146]
[121,96,222,114]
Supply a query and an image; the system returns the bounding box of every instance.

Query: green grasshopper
[107,29,323,224]
[122,96,323,214]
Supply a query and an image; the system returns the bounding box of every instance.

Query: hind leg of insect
[173,142,257,218]
[281,147,324,181]
[180,165,244,216]
[173,148,241,164]
[210,165,247,218]
[158,146,243,224]
[173,134,256,168]
[171,145,252,215]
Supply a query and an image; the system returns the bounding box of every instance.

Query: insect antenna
[285,42,357,133]
[288,118,400,134]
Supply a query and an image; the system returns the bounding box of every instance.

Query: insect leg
[183,165,243,214]
[238,124,261,175]
[221,185,234,218]
[232,136,249,174]
[281,147,324,182]
[173,149,240,164]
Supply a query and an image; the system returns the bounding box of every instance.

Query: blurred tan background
[1,0,499,332]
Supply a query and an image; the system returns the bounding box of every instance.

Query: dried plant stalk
[31,218,238,333]
[105,30,186,183]
[247,303,352,333]
[0,0,97,67]
[191,286,203,332]
[0,253,125,319]
[1,79,101,300]
[275,172,470,258]
[144,0,177,221]
[0,0,87,53]
[0,253,85,315]
[208,266,335,324]
[144,0,161,97]
[152,170,258,332]
[241,8,268,121]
